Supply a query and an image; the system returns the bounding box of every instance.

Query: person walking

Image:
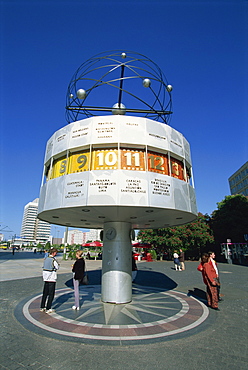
[198,253,219,310]
[179,249,185,270]
[40,248,59,313]
[72,250,85,310]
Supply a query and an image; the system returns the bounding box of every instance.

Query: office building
[228,161,248,196]
[86,229,101,242]
[66,229,86,245]
[64,229,101,245]
[21,198,51,243]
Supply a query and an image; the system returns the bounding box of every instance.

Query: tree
[36,242,43,251]
[45,241,51,249]
[178,213,214,258]
[210,195,248,245]
[137,213,214,259]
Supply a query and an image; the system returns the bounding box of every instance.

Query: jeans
[73,278,80,308]
[40,281,56,310]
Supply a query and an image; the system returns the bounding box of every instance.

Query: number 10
[97,151,117,166]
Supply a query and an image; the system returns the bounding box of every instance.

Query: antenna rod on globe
[118,64,125,108]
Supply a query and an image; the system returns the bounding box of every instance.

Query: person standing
[40,248,59,313]
[199,253,219,310]
[179,249,185,270]
[132,252,138,282]
[72,250,85,310]
[208,251,222,301]
[173,250,181,271]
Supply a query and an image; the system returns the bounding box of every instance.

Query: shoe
[46,309,55,314]
[218,298,223,302]
[211,307,220,311]
[40,308,46,312]
[72,306,79,310]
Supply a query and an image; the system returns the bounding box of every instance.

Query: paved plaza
[0,250,248,369]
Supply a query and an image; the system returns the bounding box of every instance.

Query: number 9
[77,154,87,169]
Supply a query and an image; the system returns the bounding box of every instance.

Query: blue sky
[1,0,247,240]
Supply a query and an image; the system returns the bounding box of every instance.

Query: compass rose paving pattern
[21,285,209,344]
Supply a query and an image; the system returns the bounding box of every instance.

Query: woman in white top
[173,250,181,271]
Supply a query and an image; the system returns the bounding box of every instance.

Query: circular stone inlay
[21,285,209,342]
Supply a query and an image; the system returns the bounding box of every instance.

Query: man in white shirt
[40,248,59,313]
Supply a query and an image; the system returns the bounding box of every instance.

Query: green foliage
[149,249,157,260]
[211,195,248,244]
[65,244,82,259]
[45,241,51,249]
[68,249,77,260]
[137,213,214,259]
[36,243,43,250]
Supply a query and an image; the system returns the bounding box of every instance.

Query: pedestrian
[40,248,59,313]
[208,251,222,301]
[179,249,185,270]
[132,252,138,282]
[44,250,49,258]
[173,250,181,271]
[198,253,219,310]
[72,250,85,310]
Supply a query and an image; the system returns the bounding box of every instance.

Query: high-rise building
[86,229,101,242]
[21,198,51,243]
[64,229,101,245]
[228,161,248,196]
[66,229,86,245]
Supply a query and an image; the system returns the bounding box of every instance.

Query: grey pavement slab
[0,251,248,369]
[0,250,102,281]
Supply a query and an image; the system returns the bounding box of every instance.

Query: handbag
[82,273,89,285]
[81,263,89,285]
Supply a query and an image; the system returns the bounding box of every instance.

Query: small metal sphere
[166,85,173,92]
[77,89,87,99]
[121,53,126,59]
[112,103,126,115]
[143,78,151,88]
[69,94,74,99]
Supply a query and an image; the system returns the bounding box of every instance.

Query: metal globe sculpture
[65,50,173,124]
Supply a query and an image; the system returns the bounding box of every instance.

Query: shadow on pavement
[65,269,102,288]
[188,287,207,301]
[65,269,177,291]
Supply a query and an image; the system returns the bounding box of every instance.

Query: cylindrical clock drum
[38,114,197,303]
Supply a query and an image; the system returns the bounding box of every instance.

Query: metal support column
[101,221,132,304]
